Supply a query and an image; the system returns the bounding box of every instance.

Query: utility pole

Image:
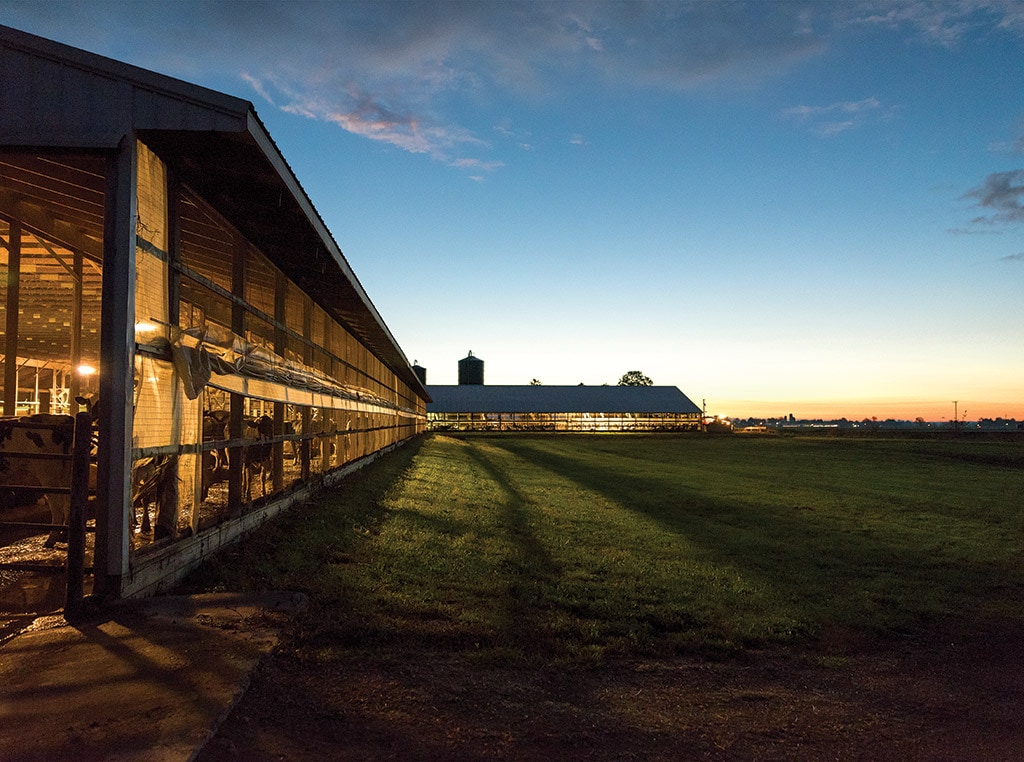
[953,401,958,434]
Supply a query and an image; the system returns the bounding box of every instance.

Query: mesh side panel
[179,194,234,292]
[310,303,327,349]
[135,143,169,345]
[160,185,425,530]
[179,275,232,333]
[247,313,275,354]
[284,279,307,336]
[245,247,277,317]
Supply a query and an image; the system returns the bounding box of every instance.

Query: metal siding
[1,26,248,145]
[131,86,245,132]
[1,44,129,145]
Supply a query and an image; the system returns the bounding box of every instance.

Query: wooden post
[4,220,20,416]
[65,411,93,622]
[228,238,246,507]
[69,251,83,414]
[302,296,313,479]
[229,392,244,505]
[273,270,287,491]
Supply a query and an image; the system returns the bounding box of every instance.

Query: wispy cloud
[451,157,505,172]
[494,121,533,151]
[277,82,486,161]
[240,72,275,107]
[988,133,1024,155]
[963,170,1024,225]
[7,1,1024,167]
[782,97,895,136]
[843,0,1024,46]
[998,252,1024,262]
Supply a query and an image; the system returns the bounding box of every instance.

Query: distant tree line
[525,371,655,386]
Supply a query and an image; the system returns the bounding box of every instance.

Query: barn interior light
[76,364,97,377]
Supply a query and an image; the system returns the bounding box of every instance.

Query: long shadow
[0,608,271,760]
[462,441,563,655]
[481,436,1024,638]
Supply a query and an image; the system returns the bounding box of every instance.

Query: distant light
[77,364,97,377]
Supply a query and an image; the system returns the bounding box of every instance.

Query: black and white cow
[0,414,77,547]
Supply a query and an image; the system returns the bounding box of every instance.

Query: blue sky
[4,1,1023,419]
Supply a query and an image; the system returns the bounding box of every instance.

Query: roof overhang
[0,24,428,401]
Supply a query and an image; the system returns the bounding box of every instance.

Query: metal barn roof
[0,24,427,400]
[425,385,702,414]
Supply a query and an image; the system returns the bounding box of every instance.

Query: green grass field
[183,433,1024,664]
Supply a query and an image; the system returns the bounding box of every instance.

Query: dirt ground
[197,619,1024,761]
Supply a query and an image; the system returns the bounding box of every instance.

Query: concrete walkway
[0,591,306,762]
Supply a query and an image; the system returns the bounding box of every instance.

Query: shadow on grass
[178,435,428,596]
[462,443,565,657]
[479,436,1024,642]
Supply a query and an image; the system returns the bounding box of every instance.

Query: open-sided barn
[425,354,702,431]
[427,384,703,431]
[0,25,429,602]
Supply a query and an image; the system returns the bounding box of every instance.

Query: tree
[529,378,542,386]
[617,370,653,387]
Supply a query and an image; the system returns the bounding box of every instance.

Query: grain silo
[412,362,427,385]
[458,351,484,385]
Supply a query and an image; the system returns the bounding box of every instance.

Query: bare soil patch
[198,619,1024,761]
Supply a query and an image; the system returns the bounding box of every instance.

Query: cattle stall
[0,26,429,607]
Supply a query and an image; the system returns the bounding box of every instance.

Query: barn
[0,25,429,604]
[425,354,703,431]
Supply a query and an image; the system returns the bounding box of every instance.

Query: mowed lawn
[184,433,1024,662]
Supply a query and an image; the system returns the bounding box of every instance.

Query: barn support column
[69,251,83,414]
[302,296,313,478]
[3,219,19,416]
[227,238,246,507]
[94,134,137,599]
[272,269,287,492]
[150,150,179,541]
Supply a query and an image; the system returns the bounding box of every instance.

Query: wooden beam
[0,187,103,261]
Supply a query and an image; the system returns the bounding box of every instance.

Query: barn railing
[0,412,95,621]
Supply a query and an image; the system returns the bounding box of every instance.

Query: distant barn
[426,354,702,431]
[0,25,429,601]
[427,385,703,431]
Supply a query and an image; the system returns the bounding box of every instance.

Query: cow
[243,414,274,501]
[201,409,231,501]
[199,411,277,503]
[0,414,78,547]
[131,454,177,539]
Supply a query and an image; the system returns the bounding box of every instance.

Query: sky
[3,0,1023,421]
